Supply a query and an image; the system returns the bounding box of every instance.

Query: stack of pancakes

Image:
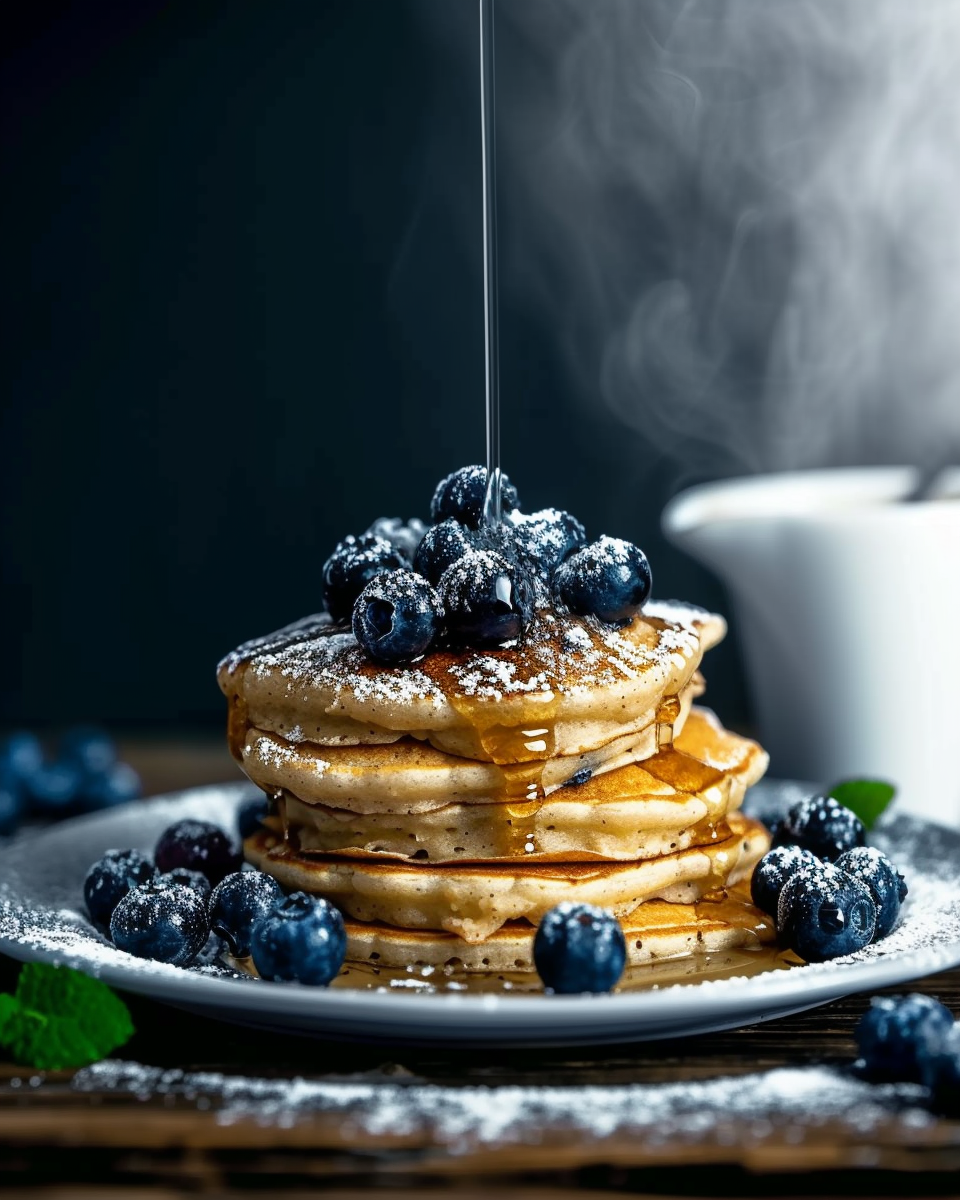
[219,599,775,975]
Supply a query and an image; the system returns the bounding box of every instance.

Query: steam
[422,0,960,477]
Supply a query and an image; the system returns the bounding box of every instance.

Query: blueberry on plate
[363,516,428,563]
[322,534,406,623]
[509,508,586,579]
[777,860,876,962]
[438,550,534,649]
[352,570,444,665]
[772,794,865,860]
[27,761,83,813]
[750,845,820,917]
[158,867,212,900]
[413,518,478,585]
[84,848,159,930]
[237,794,270,841]
[835,846,907,940]
[854,993,955,1081]
[430,465,519,529]
[554,536,652,625]
[209,870,284,958]
[533,902,627,994]
[154,818,242,885]
[77,761,142,812]
[250,892,346,986]
[60,725,117,778]
[110,880,210,966]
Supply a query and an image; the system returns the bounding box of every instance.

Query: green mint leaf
[0,964,134,1070]
[828,778,897,831]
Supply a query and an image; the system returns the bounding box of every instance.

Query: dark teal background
[1,1,744,731]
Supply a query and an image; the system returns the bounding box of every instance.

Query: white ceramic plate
[1,781,958,1046]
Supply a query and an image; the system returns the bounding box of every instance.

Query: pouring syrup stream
[479,0,502,531]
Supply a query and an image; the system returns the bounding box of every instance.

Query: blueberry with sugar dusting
[237,794,270,841]
[209,870,284,957]
[363,516,428,563]
[835,846,907,940]
[110,880,210,966]
[438,550,534,649]
[855,993,955,1081]
[352,570,444,665]
[84,848,159,930]
[554,536,652,625]
[158,867,212,900]
[750,845,820,917]
[772,794,865,860]
[155,818,242,885]
[413,518,478,585]
[250,892,346,985]
[777,860,876,962]
[322,534,406,623]
[430,465,519,529]
[509,508,586,579]
[534,902,627,994]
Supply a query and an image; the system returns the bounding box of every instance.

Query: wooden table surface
[1,739,958,1197]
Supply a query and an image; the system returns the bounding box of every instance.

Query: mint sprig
[828,778,897,831]
[0,963,134,1070]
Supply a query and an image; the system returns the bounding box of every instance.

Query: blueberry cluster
[751,795,907,962]
[0,727,141,836]
[82,814,346,985]
[855,993,960,1114]
[320,466,653,664]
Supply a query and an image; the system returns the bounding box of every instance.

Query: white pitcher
[662,467,960,828]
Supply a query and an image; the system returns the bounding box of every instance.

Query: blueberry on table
[158,867,212,899]
[84,848,158,930]
[78,761,142,812]
[0,731,44,786]
[110,880,210,967]
[854,993,955,1081]
[59,725,116,778]
[924,1023,960,1115]
[772,794,865,860]
[509,508,586,579]
[438,550,534,649]
[835,846,907,940]
[250,892,346,986]
[28,761,83,813]
[533,902,627,994]
[352,570,444,665]
[0,783,24,836]
[322,534,406,622]
[750,845,820,917]
[154,818,242,885]
[430,465,520,529]
[237,794,270,841]
[363,516,427,563]
[776,861,876,962]
[554,536,652,625]
[413,518,478,585]
[209,870,284,958]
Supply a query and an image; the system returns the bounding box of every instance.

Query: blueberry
[413,518,478,585]
[430,465,520,529]
[777,861,876,962]
[250,891,346,986]
[159,867,212,900]
[60,725,116,778]
[363,516,428,563]
[750,845,820,917]
[924,1023,960,1115]
[110,880,210,966]
[0,784,24,836]
[322,534,406,622]
[509,508,586,579]
[27,761,83,813]
[438,550,534,649]
[352,570,444,665]
[855,993,955,1081]
[77,761,142,812]
[534,903,627,994]
[154,818,242,885]
[835,846,907,940]
[237,794,270,841]
[84,848,159,930]
[209,870,284,957]
[554,536,652,625]
[772,794,866,860]
[0,732,44,788]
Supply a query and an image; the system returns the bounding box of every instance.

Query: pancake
[276,709,768,862]
[239,675,704,813]
[245,812,770,942]
[340,891,775,973]
[218,600,725,763]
